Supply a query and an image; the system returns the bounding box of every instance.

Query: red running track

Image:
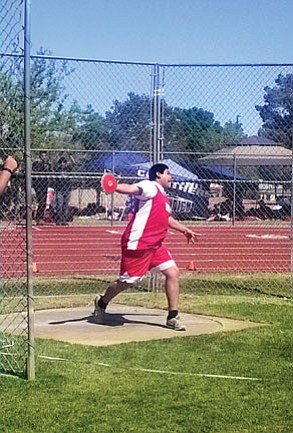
[1,224,291,277]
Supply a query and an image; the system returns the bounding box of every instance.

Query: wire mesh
[25,58,293,299]
[1,1,293,382]
[0,0,28,377]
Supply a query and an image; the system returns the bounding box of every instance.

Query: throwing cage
[1,1,293,380]
[1,0,34,379]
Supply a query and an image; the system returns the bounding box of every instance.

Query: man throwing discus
[94,163,200,331]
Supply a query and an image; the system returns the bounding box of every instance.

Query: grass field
[1,281,293,432]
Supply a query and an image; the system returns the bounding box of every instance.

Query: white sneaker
[166,315,186,331]
[93,295,106,324]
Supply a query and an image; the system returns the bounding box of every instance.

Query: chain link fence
[2,2,293,378]
[0,0,30,378]
[23,57,293,299]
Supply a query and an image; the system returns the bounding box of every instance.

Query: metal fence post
[152,64,160,164]
[24,0,35,380]
[290,129,293,298]
[232,154,237,225]
[151,64,161,291]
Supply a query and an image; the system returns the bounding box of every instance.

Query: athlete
[94,163,200,331]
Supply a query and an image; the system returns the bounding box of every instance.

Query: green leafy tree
[0,63,25,151]
[105,92,244,155]
[72,104,109,151]
[29,49,78,149]
[163,106,244,154]
[256,73,293,148]
[105,92,151,151]
[222,120,244,145]
[0,48,84,153]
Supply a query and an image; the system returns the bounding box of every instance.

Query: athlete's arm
[116,180,157,198]
[0,155,18,196]
[116,183,143,195]
[168,216,201,244]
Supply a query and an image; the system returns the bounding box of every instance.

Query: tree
[163,106,244,154]
[0,63,25,151]
[29,49,79,149]
[222,120,244,145]
[0,48,83,153]
[72,104,109,151]
[105,92,244,155]
[105,92,151,152]
[256,73,293,148]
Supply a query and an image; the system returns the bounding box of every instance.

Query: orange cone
[187,260,196,271]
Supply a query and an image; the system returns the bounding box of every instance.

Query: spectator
[0,156,18,196]
[32,151,52,225]
[52,154,75,225]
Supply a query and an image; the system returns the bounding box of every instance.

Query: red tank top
[121,184,171,250]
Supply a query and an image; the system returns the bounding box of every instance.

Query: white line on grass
[38,355,261,380]
[138,368,261,381]
[38,355,67,361]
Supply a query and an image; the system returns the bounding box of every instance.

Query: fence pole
[290,130,293,298]
[151,64,161,291]
[152,64,160,164]
[24,0,35,380]
[232,154,236,225]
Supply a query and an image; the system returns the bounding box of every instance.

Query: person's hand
[4,156,18,173]
[184,228,201,244]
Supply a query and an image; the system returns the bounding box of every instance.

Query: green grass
[1,277,293,432]
[32,273,293,298]
[1,272,292,314]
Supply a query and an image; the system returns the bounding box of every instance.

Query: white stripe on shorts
[119,272,144,284]
[151,259,176,273]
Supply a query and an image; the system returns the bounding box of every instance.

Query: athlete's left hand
[184,229,201,244]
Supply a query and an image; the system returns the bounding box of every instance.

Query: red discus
[101,172,117,193]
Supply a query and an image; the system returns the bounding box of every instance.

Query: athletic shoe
[166,315,186,331]
[93,295,106,324]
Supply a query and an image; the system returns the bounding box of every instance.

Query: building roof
[233,135,280,146]
[199,137,292,167]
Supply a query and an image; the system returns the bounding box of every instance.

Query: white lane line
[246,234,288,240]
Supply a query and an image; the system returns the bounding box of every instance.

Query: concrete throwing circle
[1,304,260,346]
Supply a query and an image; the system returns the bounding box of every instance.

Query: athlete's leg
[149,245,179,310]
[93,280,129,323]
[160,265,180,311]
[161,265,185,331]
[93,248,151,323]
[98,249,149,306]
[150,245,185,331]
[102,279,129,304]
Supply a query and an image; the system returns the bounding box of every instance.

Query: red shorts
[119,244,175,283]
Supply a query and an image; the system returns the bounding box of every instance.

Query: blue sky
[31,0,293,64]
[29,0,293,136]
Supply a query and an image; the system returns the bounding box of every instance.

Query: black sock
[167,310,178,320]
[98,297,108,310]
